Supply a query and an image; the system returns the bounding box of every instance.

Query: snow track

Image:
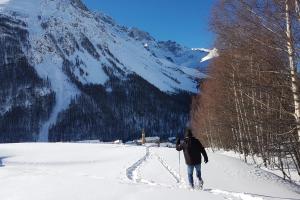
[125,147,262,200]
[206,189,264,200]
[126,146,183,188]
[126,146,300,200]
[125,147,264,200]
[126,147,150,183]
[154,153,181,183]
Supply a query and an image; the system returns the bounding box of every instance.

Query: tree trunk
[296,0,300,21]
[285,0,300,141]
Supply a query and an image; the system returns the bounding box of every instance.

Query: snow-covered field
[0,143,299,200]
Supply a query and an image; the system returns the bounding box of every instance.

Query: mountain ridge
[0,0,213,142]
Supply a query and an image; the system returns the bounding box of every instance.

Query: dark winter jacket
[176,129,208,165]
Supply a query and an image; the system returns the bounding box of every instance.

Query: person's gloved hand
[204,159,208,164]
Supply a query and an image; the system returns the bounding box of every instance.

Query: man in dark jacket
[176,128,208,189]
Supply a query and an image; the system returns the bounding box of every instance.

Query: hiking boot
[200,179,204,188]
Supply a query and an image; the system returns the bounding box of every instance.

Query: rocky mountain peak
[128,27,155,42]
[70,0,88,11]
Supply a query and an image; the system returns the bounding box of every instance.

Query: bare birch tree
[192,0,300,179]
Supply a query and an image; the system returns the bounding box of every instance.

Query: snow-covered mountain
[0,0,211,143]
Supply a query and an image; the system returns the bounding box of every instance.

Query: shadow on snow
[0,156,9,167]
[204,188,300,200]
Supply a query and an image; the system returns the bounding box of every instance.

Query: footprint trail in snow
[125,146,299,200]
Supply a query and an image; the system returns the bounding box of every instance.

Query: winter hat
[185,128,193,138]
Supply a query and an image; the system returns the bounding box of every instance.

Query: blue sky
[83,0,215,48]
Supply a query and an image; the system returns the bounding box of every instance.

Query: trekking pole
[178,151,181,181]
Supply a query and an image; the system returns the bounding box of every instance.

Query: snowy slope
[0,0,205,93]
[0,143,299,200]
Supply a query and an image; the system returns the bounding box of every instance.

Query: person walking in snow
[176,127,208,189]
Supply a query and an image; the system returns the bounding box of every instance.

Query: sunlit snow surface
[0,0,10,4]
[0,143,299,200]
